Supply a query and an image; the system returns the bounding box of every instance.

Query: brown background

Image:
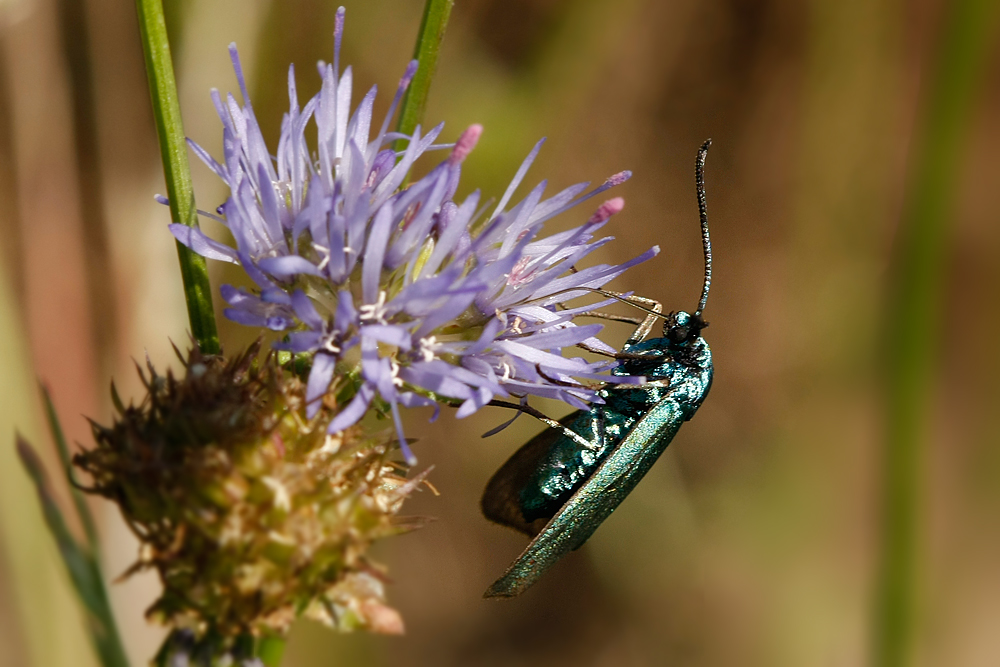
[0,0,998,665]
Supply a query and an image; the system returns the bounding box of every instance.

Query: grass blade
[877,1,999,665]
[40,384,99,554]
[16,436,130,667]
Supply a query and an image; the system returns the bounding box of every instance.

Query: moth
[481,140,715,598]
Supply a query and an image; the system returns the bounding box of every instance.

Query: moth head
[664,310,708,345]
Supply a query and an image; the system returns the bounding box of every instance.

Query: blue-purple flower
[170,7,657,462]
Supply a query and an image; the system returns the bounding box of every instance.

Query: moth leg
[608,292,663,347]
[572,310,643,357]
[487,399,600,451]
[575,341,619,358]
[577,310,644,326]
[572,289,662,347]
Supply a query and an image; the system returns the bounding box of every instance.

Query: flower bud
[74,342,427,642]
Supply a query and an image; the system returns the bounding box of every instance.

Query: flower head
[75,343,426,641]
[170,7,657,462]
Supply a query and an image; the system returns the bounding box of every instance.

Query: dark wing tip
[481,422,570,536]
[483,579,520,599]
[481,468,536,536]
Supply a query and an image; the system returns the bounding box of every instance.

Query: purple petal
[492,137,545,220]
[492,340,597,372]
[505,324,604,350]
[272,330,323,353]
[223,308,291,331]
[389,401,416,464]
[374,60,418,151]
[260,288,292,305]
[169,224,238,263]
[291,290,324,330]
[334,290,357,335]
[328,383,375,434]
[535,246,660,305]
[187,139,229,183]
[361,324,412,350]
[456,387,494,418]
[362,203,393,303]
[465,317,504,356]
[237,252,278,291]
[258,255,322,278]
[305,352,337,418]
[398,363,474,400]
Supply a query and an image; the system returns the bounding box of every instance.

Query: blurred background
[0,0,997,665]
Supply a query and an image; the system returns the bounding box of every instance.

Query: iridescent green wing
[483,399,685,598]
[480,411,582,536]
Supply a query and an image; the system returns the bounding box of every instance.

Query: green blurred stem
[257,635,286,667]
[877,1,997,666]
[395,0,454,142]
[41,385,99,554]
[135,0,220,354]
[17,437,130,667]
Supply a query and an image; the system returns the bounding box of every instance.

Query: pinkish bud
[604,170,632,187]
[588,197,625,224]
[334,6,346,38]
[449,124,483,165]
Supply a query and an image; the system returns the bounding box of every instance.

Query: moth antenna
[695,139,712,318]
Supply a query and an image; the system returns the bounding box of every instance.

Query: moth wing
[484,399,686,598]
[480,415,579,537]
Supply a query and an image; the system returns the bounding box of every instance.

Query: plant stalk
[876,1,998,665]
[135,0,220,353]
[396,0,454,141]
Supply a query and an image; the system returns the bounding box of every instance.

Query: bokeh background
[1,0,998,665]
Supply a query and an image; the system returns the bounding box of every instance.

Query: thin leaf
[40,384,99,553]
[16,436,130,667]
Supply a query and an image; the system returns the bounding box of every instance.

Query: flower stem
[876,1,998,665]
[135,0,220,354]
[396,0,455,139]
[257,635,286,667]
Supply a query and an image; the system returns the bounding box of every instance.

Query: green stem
[40,384,99,553]
[395,0,454,141]
[257,635,286,667]
[135,0,220,354]
[876,1,997,665]
[17,437,130,667]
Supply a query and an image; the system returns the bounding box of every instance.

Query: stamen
[359,290,389,323]
[449,124,483,165]
[604,170,632,187]
[587,197,625,224]
[333,6,346,77]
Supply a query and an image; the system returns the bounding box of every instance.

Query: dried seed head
[75,342,426,640]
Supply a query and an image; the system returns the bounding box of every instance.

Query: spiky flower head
[169,7,657,464]
[74,343,426,644]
